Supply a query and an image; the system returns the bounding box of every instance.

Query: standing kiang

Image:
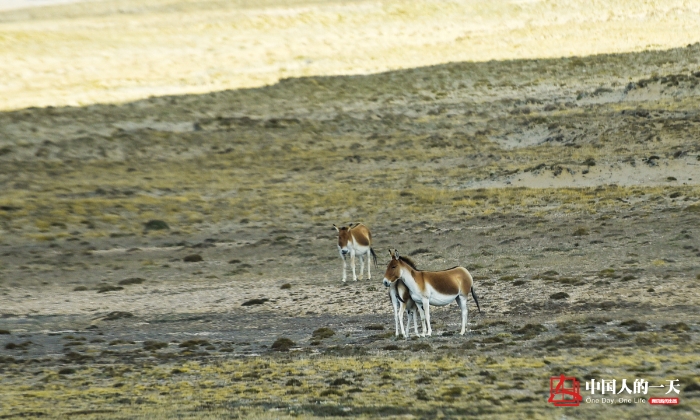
[334,223,378,282]
[383,249,481,336]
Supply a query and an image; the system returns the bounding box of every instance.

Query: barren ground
[1,1,700,419]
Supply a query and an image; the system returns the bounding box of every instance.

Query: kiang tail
[370,247,378,268]
[471,286,481,313]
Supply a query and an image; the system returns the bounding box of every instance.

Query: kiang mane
[399,255,418,270]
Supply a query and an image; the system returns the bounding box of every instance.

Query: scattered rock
[280,283,292,289]
[643,155,660,166]
[97,285,124,293]
[550,292,569,300]
[118,277,145,286]
[103,311,134,321]
[183,254,203,262]
[58,368,76,375]
[73,286,88,291]
[241,298,268,306]
[364,324,384,330]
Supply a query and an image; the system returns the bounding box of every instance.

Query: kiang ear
[333,224,339,232]
[388,248,394,257]
[394,249,400,259]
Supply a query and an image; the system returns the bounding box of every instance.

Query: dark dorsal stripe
[434,266,459,272]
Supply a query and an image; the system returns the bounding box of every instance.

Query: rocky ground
[1,22,700,420]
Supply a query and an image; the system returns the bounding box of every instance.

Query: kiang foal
[383,249,481,336]
[388,277,427,338]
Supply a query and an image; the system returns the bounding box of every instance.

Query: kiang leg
[390,292,400,337]
[411,308,420,337]
[398,301,407,338]
[350,252,357,281]
[358,254,365,279]
[416,304,427,337]
[366,251,371,280]
[423,299,432,336]
[341,254,347,282]
[457,295,468,335]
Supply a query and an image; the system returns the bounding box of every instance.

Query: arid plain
[1,0,700,418]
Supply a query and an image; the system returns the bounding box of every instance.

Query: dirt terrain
[2,1,700,419]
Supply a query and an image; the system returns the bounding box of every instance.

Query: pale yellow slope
[1,0,700,110]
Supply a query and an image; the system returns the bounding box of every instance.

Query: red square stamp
[548,374,583,407]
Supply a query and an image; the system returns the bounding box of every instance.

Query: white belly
[428,291,458,307]
[349,245,370,255]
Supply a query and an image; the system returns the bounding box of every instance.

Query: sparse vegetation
[1,3,700,419]
[312,328,336,340]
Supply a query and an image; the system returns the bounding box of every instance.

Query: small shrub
[183,254,203,262]
[118,277,145,286]
[442,387,462,397]
[143,341,168,351]
[514,324,547,335]
[319,389,343,397]
[97,285,123,293]
[620,320,648,331]
[411,343,432,351]
[662,322,690,332]
[572,227,589,236]
[103,311,133,321]
[312,327,335,340]
[271,337,295,352]
[144,220,169,231]
[330,378,353,386]
[364,324,384,330]
[550,292,569,300]
[178,339,210,348]
[416,389,430,401]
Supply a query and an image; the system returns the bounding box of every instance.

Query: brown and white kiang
[383,249,481,336]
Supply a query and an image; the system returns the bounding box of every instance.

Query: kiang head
[382,248,402,287]
[333,224,351,255]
